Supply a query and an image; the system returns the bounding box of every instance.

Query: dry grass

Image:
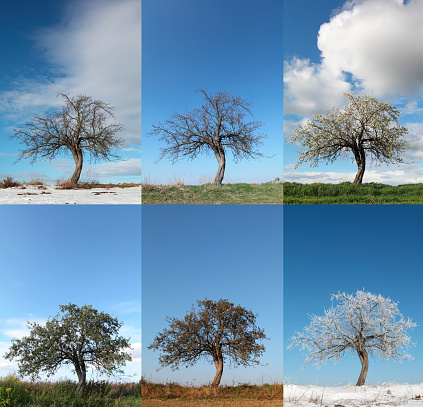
[141,378,283,404]
[56,178,79,189]
[0,175,21,188]
[142,399,282,406]
[56,177,142,190]
[26,177,45,186]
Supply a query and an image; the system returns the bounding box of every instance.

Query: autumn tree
[11,93,125,184]
[288,290,416,386]
[148,298,267,387]
[287,93,409,183]
[4,303,132,394]
[148,89,266,184]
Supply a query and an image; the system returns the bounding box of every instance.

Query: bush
[0,176,21,189]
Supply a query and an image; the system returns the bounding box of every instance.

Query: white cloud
[404,122,423,159]
[284,164,423,185]
[1,0,140,146]
[283,58,350,116]
[2,317,47,340]
[88,159,141,178]
[284,0,423,117]
[283,118,311,141]
[120,324,141,343]
[128,342,141,365]
[318,0,423,98]
[47,158,141,180]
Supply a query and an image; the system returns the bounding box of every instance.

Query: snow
[0,185,141,204]
[284,383,423,406]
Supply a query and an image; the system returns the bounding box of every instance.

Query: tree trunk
[353,148,366,184]
[356,346,369,386]
[75,361,87,394]
[71,148,83,184]
[211,357,224,388]
[213,148,226,185]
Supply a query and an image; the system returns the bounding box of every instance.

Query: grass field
[0,375,141,406]
[141,379,283,406]
[141,182,283,204]
[283,182,423,204]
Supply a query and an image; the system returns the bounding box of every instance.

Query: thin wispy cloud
[0,0,141,146]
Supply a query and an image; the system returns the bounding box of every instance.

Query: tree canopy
[4,303,132,394]
[148,89,266,184]
[11,93,125,184]
[148,298,267,387]
[287,93,409,183]
[288,290,416,386]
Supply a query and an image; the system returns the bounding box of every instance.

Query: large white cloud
[1,0,141,146]
[283,58,350,116]
[318,0,423,98]
[284,0,423,116]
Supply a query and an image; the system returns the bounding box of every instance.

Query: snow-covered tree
[287,93,409,183]
[288,290,416,386]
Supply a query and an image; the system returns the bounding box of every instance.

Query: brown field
[142,379,283,406]
[142,399,282,406]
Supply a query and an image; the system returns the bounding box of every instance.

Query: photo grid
[1,0,423,406]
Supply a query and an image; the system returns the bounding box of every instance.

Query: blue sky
[142,206,283,385]
[284,205,423,386]
[0,206,141,381]
[0,0,141,184]
[284,0,423,185]
[142,0,283,185]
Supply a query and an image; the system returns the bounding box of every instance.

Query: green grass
[0,375,141,406]
[141,182,283,204]
[283,182,423,204]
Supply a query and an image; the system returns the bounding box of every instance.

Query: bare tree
[287,93,409,183]
[288,290,416,386]
[148,89,266,184]
[148,298,267,387]
[11,93,125,184]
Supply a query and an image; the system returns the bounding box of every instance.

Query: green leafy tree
[4,303,132,394]
[11,93,125,184]
[287,93,409,183]
[148,298,267,387]
[148,89,266,185]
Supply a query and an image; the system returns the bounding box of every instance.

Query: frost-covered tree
[288,290,416,386]
[148,89,266,185]
[148,298,267,387]
[287,93,409,183]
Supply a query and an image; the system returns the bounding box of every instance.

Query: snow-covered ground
[0,185,141,204]
[285,384,423,406]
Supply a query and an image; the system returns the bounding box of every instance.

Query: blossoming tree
[287,93,409,183]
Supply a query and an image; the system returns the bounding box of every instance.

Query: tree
[11,93,125,184]
[148,298,267,387]
[288,290,416,386]
[148,89,266,184]
[4,303,132,394]
[287,93,409,183]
